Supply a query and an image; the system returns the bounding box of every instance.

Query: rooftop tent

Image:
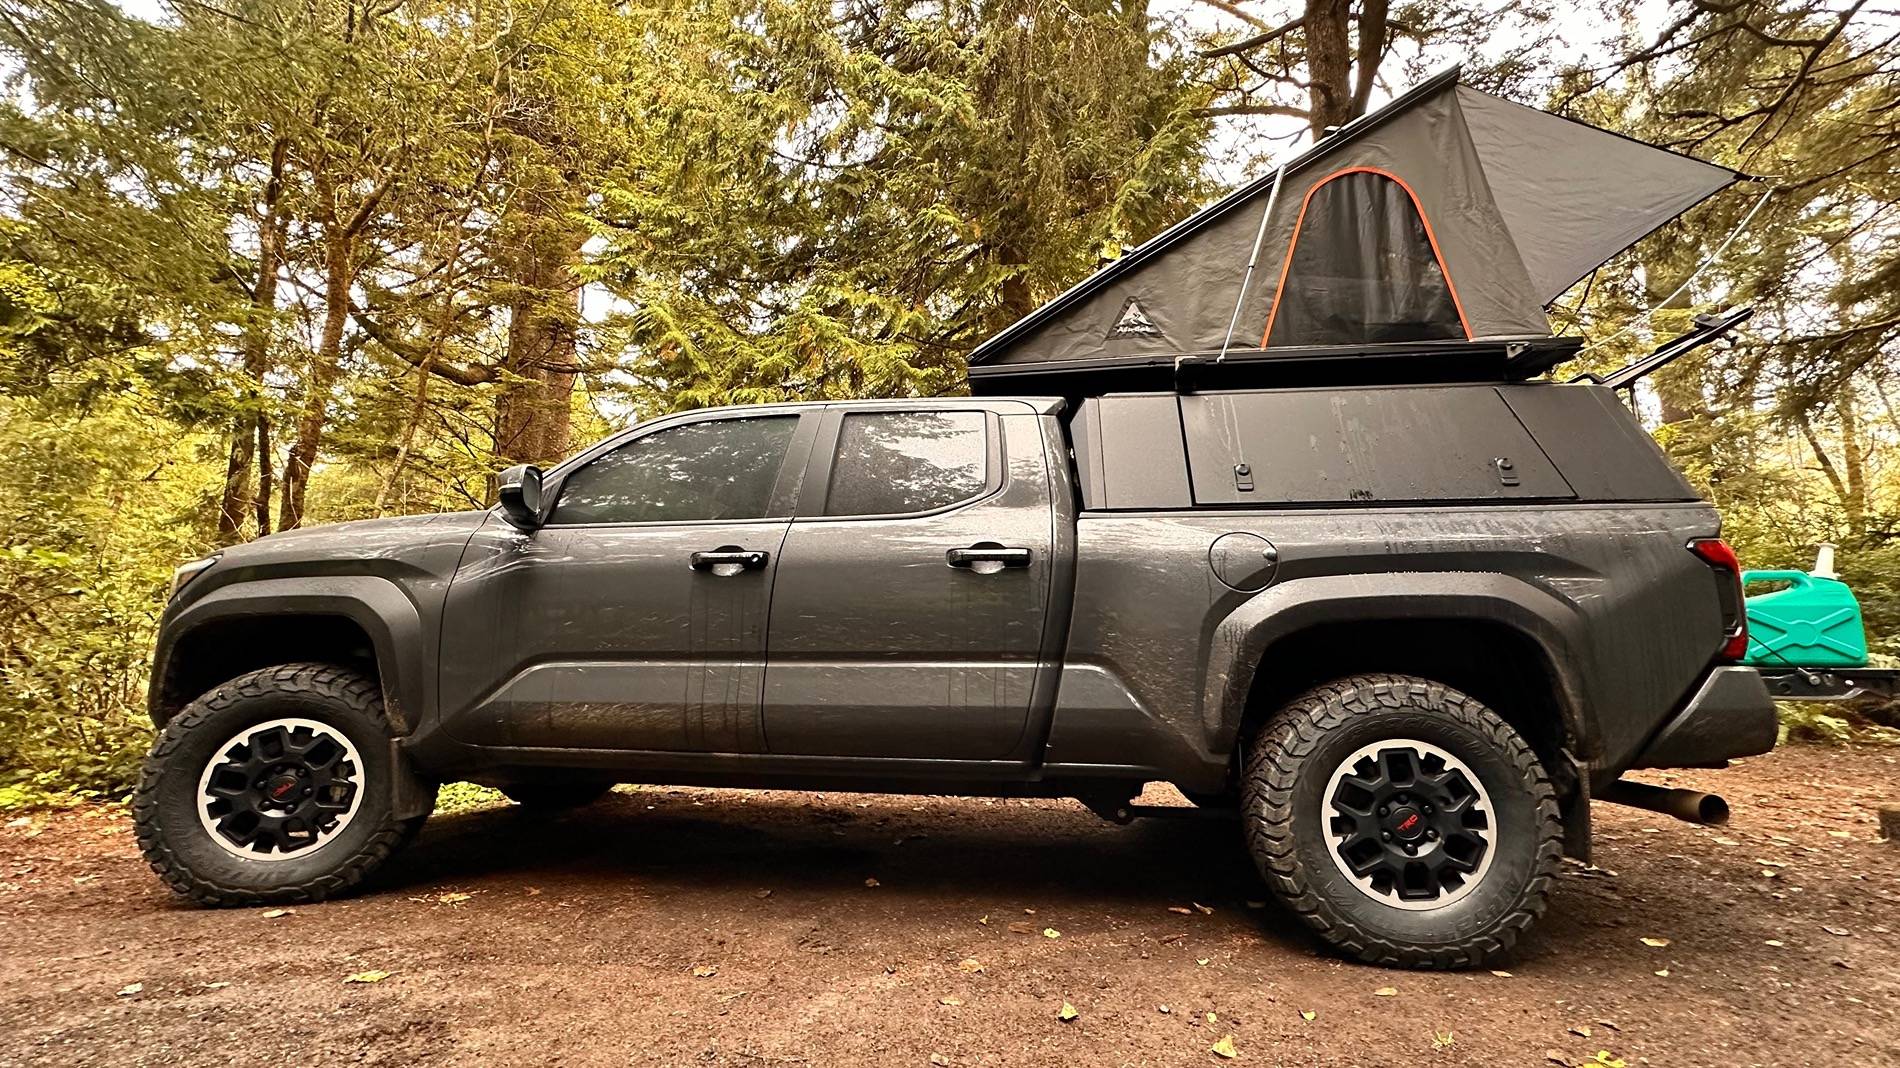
[967,68,1741,386]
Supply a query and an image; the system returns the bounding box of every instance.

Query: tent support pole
[1215,161,1288,364]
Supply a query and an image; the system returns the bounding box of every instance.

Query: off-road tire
[1241,673,1562,969]
[134,663,429,906]
[502,782,614,811]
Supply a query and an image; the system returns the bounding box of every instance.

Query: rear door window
[824,411,988,517]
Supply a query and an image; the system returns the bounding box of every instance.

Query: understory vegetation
[0,0,1895,805]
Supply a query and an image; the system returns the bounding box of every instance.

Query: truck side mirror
[496,464,544,530]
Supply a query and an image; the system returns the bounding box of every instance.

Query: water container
[1741,568,1869,669]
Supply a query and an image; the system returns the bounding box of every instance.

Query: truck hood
[217,511,493,565]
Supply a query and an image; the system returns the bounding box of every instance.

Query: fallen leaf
[1196,958,1211,966]
[1828,830,1853,839]
[754,889,772,899]
[864,877,880,888]
[1712,836,1740,846]
[343,970,390,984]
[525,886,542,896]
[977,915,988,925]
[1374,986,1397,996]
[1570,1025,1593,1038]
[260,909,293,919]
[957,958,984,973]
[1158,1005,1171,1014]
[1589,1052,1627,1068]
[1764,939,1785,947]
[1299,1009,1317,1022]
[691,965,718,978]
[930,1055,950,1067]
[116,983,142,997]
[1042,928,1060,939]
[940,995,963,1006]
[200,981,230,991]
[1491,970,1514,978]
[1823,925,1851,937]
[1168,906,1194,915]
[3,816,29,829]
[1433,1030,1455,1050]
[1192,902,1214,915]
[1547,1052,1577,1068]
[1639,937,1670,948]
[1653,968,1670,977]
[1058,1001,1079,1022]
[1210,1034,1239,1059]
[1206,1011,1218,1024]
[1761,868,1781,879]
[437,892,471,905]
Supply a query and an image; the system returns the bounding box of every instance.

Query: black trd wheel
[134,663,429,907]
[501,782,613,811]
[1241,674,1562,969]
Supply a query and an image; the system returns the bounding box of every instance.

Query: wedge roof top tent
[965,67,1747,397]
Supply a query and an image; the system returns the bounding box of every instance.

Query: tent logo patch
[1108,297,1163,340]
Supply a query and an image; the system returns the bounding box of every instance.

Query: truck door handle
[946,545,1032,569]
[689,548,769,574]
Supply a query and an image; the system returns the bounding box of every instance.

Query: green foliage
[434,781,509,815]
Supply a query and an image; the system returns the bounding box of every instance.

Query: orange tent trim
[1260,166,1474,347]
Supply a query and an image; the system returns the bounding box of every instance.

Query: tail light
[1688,538,1748,661]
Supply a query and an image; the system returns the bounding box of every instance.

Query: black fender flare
[149,576,427,734]
[1198,571,1593,759]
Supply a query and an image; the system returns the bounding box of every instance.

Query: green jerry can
[1741,544,1869,669]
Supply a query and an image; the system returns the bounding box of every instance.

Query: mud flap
[388,739,436,820]
[1560,748,1591,863]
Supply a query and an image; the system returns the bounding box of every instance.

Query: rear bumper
[1629,666,1778,769]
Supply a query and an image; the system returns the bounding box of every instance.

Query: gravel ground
[1,744,1896,1067]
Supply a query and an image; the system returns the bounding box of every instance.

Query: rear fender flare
[1200,572,1591,758]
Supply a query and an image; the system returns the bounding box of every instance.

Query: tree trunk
[1302,0,1354,138]
[278,218,354,531]
[1840,387,1867,536]
[493,203,584,468]
[216,139,287,543]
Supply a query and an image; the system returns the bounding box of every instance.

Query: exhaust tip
[1695,792,1730,825]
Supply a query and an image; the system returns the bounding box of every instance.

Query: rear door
[438,409,818,753]
[761,404,1056,760]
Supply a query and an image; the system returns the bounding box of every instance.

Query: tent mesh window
[1265,169,1469,347]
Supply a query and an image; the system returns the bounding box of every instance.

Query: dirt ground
[1,745,1896,1068]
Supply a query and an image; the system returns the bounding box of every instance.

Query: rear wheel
[502,782,613,811]
[1241,673,1561,969]
[134,663,429,906]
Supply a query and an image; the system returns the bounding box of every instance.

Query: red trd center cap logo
[1388,807,1425,841]
[266,775,300,802]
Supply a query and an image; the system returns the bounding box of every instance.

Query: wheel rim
[1321,738,1495,911]
[195,718,365,862]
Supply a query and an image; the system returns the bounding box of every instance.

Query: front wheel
[1241,673,1561,969]
[133,663,429,906]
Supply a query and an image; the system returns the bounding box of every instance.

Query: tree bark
[216,138,287,543]
[1302,0,1354,138]
[492,199,584,468]
[278,219,354,531]
[1840,387,1867,535]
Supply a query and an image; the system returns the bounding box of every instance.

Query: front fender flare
[150,576,427,734]
[1198,571,1592,759]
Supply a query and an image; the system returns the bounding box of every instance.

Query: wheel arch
[1205,574,1593,788]
[150,577,426,734]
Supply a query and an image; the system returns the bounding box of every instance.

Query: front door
[438,410,816,753]
[761,407,1055,760]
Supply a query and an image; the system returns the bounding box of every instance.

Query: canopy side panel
[1455,86,1741,303]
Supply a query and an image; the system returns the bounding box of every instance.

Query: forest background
[0,0,1892,804]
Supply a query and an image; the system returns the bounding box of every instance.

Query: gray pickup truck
[137,381,1777,968]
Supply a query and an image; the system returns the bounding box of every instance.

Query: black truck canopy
[967,68,1741,394]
